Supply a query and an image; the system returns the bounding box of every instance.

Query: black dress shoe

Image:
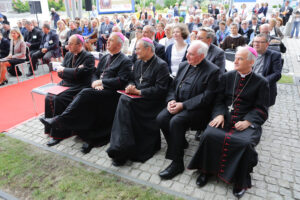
[112,158,127,166]
[26,72,34,77]
[233,187,247,199]
[47,138,62,146]
[81,143,94,154]
[196,172,208,187]
[39,117,57,128]
[159,161,184,179]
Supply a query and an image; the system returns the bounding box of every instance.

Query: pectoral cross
[139,76,143,84]
[228,104,234,112]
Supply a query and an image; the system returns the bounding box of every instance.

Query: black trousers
[31,51,53,71]
[157,108,208,162]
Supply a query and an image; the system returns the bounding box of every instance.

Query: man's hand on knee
[209,115,224,128]
[234,120,251,131]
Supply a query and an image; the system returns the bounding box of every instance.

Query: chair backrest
[225,49,236,62]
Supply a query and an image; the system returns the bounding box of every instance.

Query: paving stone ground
[5,83,300,200]
[3,38,300,199]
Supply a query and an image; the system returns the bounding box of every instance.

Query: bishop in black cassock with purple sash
[42,35,95,146]
[106,38,170,165]
[40,33,131,153]
[188,46,269,198]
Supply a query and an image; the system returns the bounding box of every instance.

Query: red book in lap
[117,90,142,98]
[47,85,70,95]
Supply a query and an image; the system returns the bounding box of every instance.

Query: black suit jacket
[166,59,220,111]
[280,6,293,21]
[0,37,10,58]
[40,30,60,57]
[59,50,95,87]
[65,28,82,46]
[261,49,282,106]
[24,27,43,51]
[206,44,225,74]
[209,8,220,19]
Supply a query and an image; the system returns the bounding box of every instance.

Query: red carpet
[0,73,60,132]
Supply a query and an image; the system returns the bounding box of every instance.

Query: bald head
[186,40,208,66]
[68,35,83,54]
[106,32,123,54]
[259,24,270,35]
[142,25,155,40]
[112,26,121,33]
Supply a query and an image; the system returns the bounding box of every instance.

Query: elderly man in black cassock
[106,37,170,166]
[157,40,220,180]
[188,46,269,199]
[40,33,132,153]
[40,34,95,146]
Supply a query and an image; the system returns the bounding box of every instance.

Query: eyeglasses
[253,41,267,44]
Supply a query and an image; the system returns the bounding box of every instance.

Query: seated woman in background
[165,23,189,77]
[221,22,246,51]
[215,21,229,46]
[57,20,69,57]
[84,19,99,51]
[269,18,283,40]
[0,27,26,85]
[128,26,143,55]
[81,18,93,37]
[155,22,166,42]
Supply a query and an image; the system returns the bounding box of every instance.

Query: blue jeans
[291,21,300,37]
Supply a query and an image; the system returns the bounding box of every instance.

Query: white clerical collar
[230,34,241,38]
[238,70,252,78]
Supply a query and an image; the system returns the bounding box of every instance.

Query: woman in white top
[128,26,143,55]
[57,20,69,47]
[165,23,189,77]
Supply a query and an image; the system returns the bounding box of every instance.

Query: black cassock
[50,52,132,145]
[44,50,95,139]
[107,55,170,162]
[188,70,269,189]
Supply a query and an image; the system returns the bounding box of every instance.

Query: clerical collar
[143,55,155,64]
[109,51,121,58]
[238,70,252,78]
[74,50,83,57]
[230,33,241,38]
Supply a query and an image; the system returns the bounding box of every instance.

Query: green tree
[12,0,29,13]
[48,0,65,11]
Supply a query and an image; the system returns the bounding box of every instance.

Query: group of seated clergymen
[38,18,283,198]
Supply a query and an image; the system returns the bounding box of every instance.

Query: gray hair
[144,25,156,34]
[191,40,209,57]
[199,27,215,40]
[237,46,257,62]
[42,23,50,30]
[24,20,33,26]
[255,33,270,42]
[111,32,124,48]
[140,39,155,52]
[230,22,239,29]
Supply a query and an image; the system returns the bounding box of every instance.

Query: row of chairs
[12,46,64,84]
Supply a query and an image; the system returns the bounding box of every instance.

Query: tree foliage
[12,0,30,13]
[48,0,66,11]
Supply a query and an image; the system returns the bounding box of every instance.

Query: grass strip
[0,133,182,200]
[278,75,294,84]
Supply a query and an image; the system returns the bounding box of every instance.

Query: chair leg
[31,92,38,116]
[20,64,25,75]
[15,65,20,83]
